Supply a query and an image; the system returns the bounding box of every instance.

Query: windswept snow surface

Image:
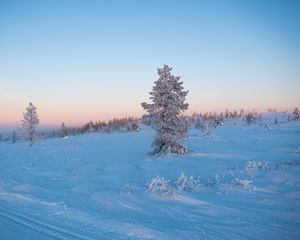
[1,114,300,239]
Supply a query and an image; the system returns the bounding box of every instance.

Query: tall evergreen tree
[21,102,39,147]
[141,65,189,156]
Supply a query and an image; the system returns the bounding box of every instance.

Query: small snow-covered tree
[245,112,255,124]
[195,118,211,136]
[141,65,189,156]
[21,102,39,147]
[293,107,300,120]
[12,131,18,143]
[59,122,68,138]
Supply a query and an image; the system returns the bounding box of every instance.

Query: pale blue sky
[0,0,299,126]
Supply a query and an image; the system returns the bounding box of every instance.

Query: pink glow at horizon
[1,98,296,127]
[1,102,143,126]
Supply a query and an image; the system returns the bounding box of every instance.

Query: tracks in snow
[0,207,106,240]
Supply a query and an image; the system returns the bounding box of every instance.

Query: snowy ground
[0,115,300,239]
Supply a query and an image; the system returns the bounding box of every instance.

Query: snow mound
[121,183,140,195]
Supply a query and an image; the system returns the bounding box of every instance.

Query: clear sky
[1,0,300,127]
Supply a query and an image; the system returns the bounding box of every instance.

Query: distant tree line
[1,113,140,145]
[56,117,140,138]
[1,106,299,146]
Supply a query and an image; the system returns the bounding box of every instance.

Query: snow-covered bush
[244,111,263,125]
[195,118,211,136]
[234,178,253,190]
[245,112,256,124]
[175,173,200,192]
[58,122,68,138]
[292,107,300,120]
[245,160,278,170]
[212,118,224,128]
[245,160,265,170]
[141,65,190,156]
[146,176,173,196]
[11,131,18,143]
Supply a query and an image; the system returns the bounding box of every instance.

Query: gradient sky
[1,0,300,127]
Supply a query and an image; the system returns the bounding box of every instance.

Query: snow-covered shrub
[146,176,173,196]
[58,122,69,138]
[244,111,263,125]
[212,118,224,128]
[245,112,256,124]
[245,160,271,170]
[195,175,219,187]
[245,160,265,169]
[195,118,210,135]
[245,160,278,170]
[11,131,18,143]
[175,173,200,192]
[234,178,253,190]
[292,107,300,120]
[195,113,223,135]
[129,122,140,132]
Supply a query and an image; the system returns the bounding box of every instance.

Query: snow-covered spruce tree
[21,102,39,147]
[141,65,189,156]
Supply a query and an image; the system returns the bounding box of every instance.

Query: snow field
[0,115,300,239]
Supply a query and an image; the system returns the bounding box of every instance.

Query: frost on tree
[21,102,39,147]
[141,65,189,156]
